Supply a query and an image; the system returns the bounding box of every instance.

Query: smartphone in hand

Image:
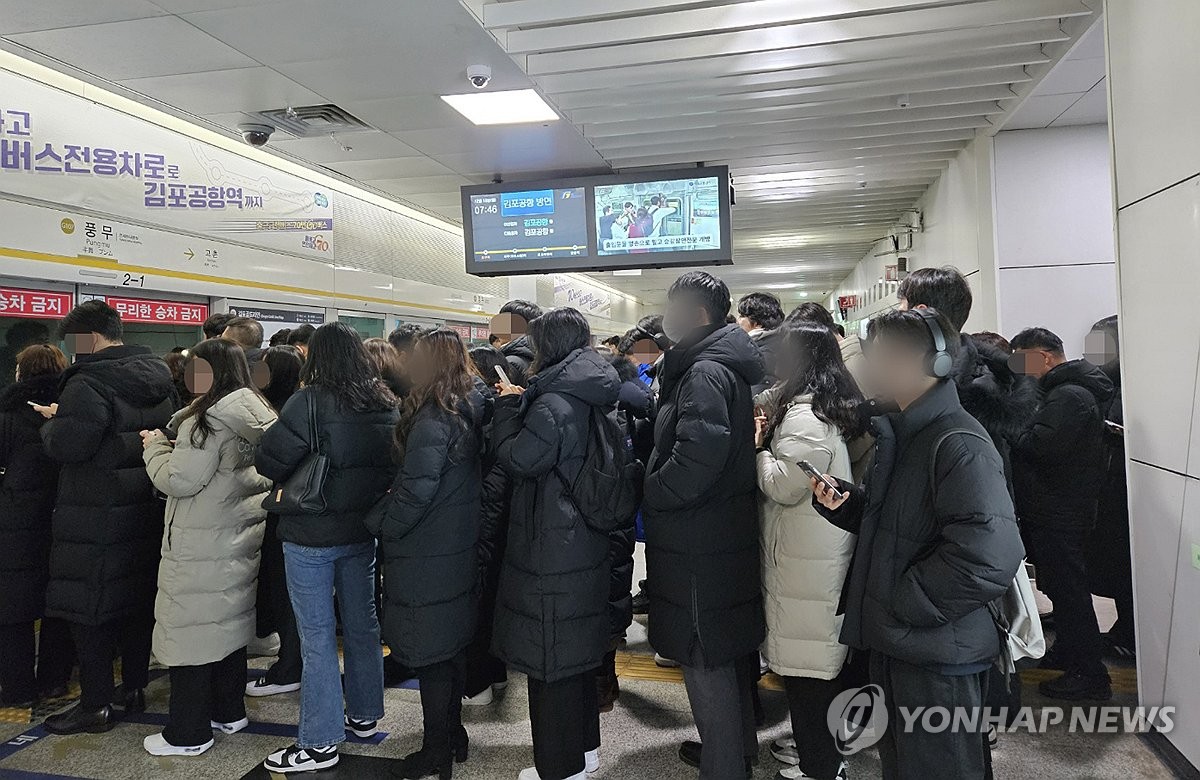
[495,364,513,388]
[798,459,844,499]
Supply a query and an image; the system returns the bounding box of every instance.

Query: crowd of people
[0,265,1131,780]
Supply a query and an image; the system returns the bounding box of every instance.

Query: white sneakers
[245,677,301,697]
[771,736,799,765]
[264,744,339,773]
[516,749,598,779]
[463,686,496,706]
[246,632,281,658]
[211,717,249,735]
[776,763,847,780]
[653,653,681,668]
[344,714,379,739]
[143,732,214,757]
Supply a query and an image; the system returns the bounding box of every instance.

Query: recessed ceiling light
[441,89,559,125]
[612,269,642,276]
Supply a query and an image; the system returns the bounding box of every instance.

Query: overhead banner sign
[107,295,208,327]
[553,274,612,319]
[0,68,333,259]
[228,303,326,347]
[0,286,72,319]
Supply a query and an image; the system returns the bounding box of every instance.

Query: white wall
[1106,0,1200,768]
[993,125,1118,355]
[829,135,999,333]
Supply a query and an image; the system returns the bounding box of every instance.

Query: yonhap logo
[828,685,888,755]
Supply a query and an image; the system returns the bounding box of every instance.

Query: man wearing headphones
[811,308,1024,780]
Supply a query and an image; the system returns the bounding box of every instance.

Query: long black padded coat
[643,324,766,668]
[491,348,620,683]
[255,384,400,548]
[0,373,62,624]
[815,379,1025,668]
[365,394,484,669]
[41,345,175,626]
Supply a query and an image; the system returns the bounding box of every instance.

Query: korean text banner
[0,68,333,259]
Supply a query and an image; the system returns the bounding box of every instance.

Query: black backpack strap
[928,428,989,506]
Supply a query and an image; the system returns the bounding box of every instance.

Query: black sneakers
[1038,670,1113,701]
[344,714,378,739]
[263,744,339,773]
[678,740,754,779]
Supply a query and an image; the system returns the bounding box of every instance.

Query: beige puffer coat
[755,390,855,680]
[143,388,276,667]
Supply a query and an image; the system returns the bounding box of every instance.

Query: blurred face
[489,313,527,347]
[662,296,707,342]
[1009,349,1055,380]
[407,340,437,389]
[866,334,935,407]
[65,332,102,355]
[629,338,662,365]
[185,357,214,395]
[1084,329,1118,368]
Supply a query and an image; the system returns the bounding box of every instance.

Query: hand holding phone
[495,364,524,397]
[798,459,844,500]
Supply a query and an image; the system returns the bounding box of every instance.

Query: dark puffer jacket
[816,379,1024,668]
[42,345,175,626]
[0,373,62,624]
[366,394,483,668]
[1013,359,1115,531]
[256,385,400,548]
[950,334,1039,488]
[501,336,535,386]
[492,348,620,683]
[643,324,766,668]
[749,326,782,396]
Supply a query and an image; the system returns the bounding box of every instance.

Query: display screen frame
[462,165,733,277]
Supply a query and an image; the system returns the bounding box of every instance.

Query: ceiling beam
[531,21,1065,85]
[523,0,1090,72]
[483,0,724,28]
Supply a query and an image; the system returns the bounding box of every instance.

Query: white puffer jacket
[143,388,276,667]
[756,390,855,680]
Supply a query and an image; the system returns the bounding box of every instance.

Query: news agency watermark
[827,685,1175,756]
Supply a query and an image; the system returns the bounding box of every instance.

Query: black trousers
[871,653,992,780]
[463,570,506,698]
[680,651,759,780]
[71,615,153,710]
[528,669,600,780]
[0,618,75,703]
[783,674,845,779]
[1023,524,1107,678]
[415,651,466,753]
[163,648,248,747]
[258,515,302,685]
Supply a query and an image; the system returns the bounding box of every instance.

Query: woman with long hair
[139,338,277,756]
[0,344,74,709]
[256,322,400,774]
[492,308,620,780]
[246,343,306,699]
[364,337,410,399]
[366,329,483,779]
[753,322,864,780]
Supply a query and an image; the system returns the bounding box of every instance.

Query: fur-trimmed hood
[951,334,1039,444]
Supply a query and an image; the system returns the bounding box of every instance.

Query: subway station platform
[0,616,1170,780]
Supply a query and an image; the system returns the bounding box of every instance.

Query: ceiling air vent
[249,104,371,138]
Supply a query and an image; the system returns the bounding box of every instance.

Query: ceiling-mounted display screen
[462,166,732,277]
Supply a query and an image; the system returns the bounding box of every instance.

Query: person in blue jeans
[254,323,401,774]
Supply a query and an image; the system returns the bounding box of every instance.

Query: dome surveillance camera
[467,64,492,89]
[237,123,275,147]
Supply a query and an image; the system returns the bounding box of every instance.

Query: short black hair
[601,335,621,348]
[1010,327,1065,355]
[528,307,591,373]
[867,308,960,364]
[59,299,122,341]
[286,323,316,347]
[388,323,427,353]
[971,331,1012,355]
[834,324,846,338]
[499,299,543,324]
[897,266,973,332]
[468,345,508,387]
[268,328,292,347]
[668,271,730,325]
[222,316,263,350]
[737,292,784,330]
[785,302,836,330]
[202,312,236,340]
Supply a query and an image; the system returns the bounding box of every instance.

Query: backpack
[556,405,643,533]
[929,428,1045,675]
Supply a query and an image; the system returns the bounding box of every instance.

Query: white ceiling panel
[0,0,165,35]
[6,16,256,80]
[1051,80,1109,126]
[120,66,326,115]
[1,0,1099,300]
[1034,57,1105,96]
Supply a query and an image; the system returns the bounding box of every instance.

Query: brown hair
[222,317,264,350]
[16,343,67,379]
[394,328,474,456]
[363,338,405,393]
